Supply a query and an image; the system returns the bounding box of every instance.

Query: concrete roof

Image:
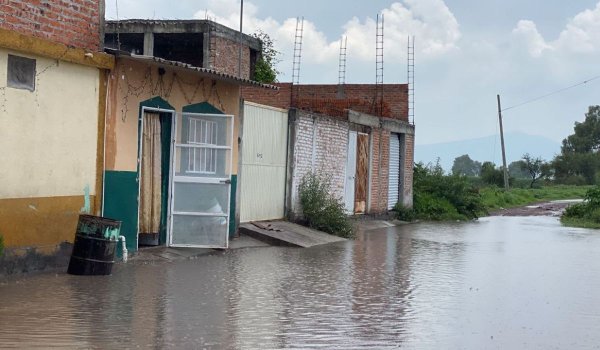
[105,19,261,50]
[106,49,277,90]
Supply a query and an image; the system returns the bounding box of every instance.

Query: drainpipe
[119,235,128,262]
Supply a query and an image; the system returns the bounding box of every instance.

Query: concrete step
[239,221,346,248]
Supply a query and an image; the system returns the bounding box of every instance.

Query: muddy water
[1,216,600,349]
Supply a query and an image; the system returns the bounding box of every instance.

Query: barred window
[187,118,218,174]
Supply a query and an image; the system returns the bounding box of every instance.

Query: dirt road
[489,200,582,217]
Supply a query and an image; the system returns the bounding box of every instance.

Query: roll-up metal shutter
[388,133,400,210]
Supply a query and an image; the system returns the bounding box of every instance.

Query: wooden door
[354,133,369,213]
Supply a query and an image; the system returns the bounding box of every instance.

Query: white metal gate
[239,102,288,222]
[388,133,400,210]
[168,112,234,248]
[344,131,357,214]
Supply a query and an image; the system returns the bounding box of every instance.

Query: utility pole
[497,94,509,191]
[238,0,243,78]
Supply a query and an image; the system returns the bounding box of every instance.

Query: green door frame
[137,97,175,248]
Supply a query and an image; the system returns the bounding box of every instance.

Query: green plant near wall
[298,172,354,238]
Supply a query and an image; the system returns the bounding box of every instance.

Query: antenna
[338,36,347,86]
[407,36,415,124]
[373,13,384,116]
[292,16,304,106]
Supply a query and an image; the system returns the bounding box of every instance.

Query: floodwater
[1,216,600,349]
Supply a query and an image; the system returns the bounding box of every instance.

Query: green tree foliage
[251,30,280,83]
[553,106,600,184]
[480,161,507,187]
[298,172,354,238]
[395,162,486,221]
[509,160,529,179]
[451,154,482,176]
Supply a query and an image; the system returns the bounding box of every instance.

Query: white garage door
[388,133,400,210]
[239,102,288,222]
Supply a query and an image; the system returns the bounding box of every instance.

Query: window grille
[187,118,218,174]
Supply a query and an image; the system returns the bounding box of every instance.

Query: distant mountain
[415,132,561,172]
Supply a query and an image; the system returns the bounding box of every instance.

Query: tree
[251,30,280,83]
[508,160,529,179]
[561,106,600,153]
[553,106,600,184]
[481,161,506,187]
[520,153,545,188]
[451,154,482,176]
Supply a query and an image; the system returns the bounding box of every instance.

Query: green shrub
[562,185,600,227]
[562,175,587,186]
[395,162,486,222]
[414,192,466,220]
[394,203,417,222]
[298,172,354,238]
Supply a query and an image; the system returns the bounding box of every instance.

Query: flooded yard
[1,216,599,349]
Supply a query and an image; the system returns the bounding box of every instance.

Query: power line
[502,74,600,112]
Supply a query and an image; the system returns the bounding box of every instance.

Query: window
[7,55,36,91]
[187,118,218,174]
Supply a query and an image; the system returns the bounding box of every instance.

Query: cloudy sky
[106,0,600,158]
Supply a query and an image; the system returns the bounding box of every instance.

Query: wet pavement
[1,216,600,349]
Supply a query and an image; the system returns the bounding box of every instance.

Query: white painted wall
[0,48,100,198]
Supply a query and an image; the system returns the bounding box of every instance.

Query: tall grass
[481,185,591,211]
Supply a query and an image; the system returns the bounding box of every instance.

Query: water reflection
[1,216,600,349]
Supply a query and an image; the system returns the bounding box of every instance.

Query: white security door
[388,133,400,210]
[169,112,234,248]
[239,102,288,222]
[344,131,357,214]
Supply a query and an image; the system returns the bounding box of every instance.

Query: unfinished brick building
[104,19,261,80]
[241,83,415,217]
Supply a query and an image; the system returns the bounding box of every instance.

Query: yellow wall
[0,48,100,199]
[0,48,102,248]
[105,58,241,173]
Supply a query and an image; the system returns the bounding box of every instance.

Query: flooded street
[1,216,600,349]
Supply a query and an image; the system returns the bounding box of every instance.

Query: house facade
[0,0,114,274]
[241,83,415,220]
[101,21,271,253]
[103,52,273,254]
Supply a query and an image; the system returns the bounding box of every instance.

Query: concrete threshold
[130,234,270,263]
[355,219,407,232]
[239,221,346,248]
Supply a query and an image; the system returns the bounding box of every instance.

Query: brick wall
[242,83,292,109]
[212,36,251,79]
[242,83,408,121]
[289,109,349,218]
[0,0,103,51]
[369,128,390,214]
